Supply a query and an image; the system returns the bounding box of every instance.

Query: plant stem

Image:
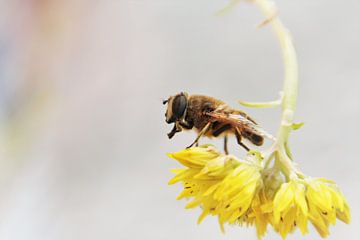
[218,0,301,176]
[253,0,302,177]
[254,0,299,146]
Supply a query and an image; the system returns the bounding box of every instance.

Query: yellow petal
[307,181,332,211]
[202,182,221,196]
[168,168,198,185]
[197,209,209,224]
[297,210,308,235]
[168,146,220,168]
[218,216,226,233]
[294,183,308,216]
[328,186,344,212]
[337,200,351,224]
[273,182,294,223]
[185,197,203,209]
[308,206,330,238]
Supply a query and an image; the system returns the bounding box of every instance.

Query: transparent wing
[206,111,276,141]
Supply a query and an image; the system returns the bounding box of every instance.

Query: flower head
[272,179,308,238]
[168,146,265,233]
[168,146,350,239]
[306,178,351,237]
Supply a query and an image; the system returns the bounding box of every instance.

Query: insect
[163,92,274,154]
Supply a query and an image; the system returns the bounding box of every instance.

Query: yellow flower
[168,146,237,222]
[167,146,351,240]
[269,177,351,239]
[272,179,308,239]
[212,160,262,230]
[168,146,264,234]
[167,145,220,169]
[238,189,273,238]
[306,178,351,237]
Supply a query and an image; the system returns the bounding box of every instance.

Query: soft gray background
[0,0,359,239]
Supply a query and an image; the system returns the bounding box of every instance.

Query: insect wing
[206,112,276,141]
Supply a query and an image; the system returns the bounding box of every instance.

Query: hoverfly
[163,92,274,154]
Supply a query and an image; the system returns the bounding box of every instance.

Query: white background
[0,0,359,239]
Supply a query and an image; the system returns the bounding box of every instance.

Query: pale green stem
[254,0,298,146]
[217,0,301,177]
[254,0,301,178]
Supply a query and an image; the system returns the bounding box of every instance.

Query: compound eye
[172,94,187,119]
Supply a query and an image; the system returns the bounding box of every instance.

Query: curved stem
[252,0,301,178]
[217,0,301,176]
[254,0,299,145]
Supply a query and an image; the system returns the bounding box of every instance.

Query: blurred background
[0,0,359,239]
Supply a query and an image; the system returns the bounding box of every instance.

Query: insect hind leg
[224,135,229,155]
[235,128,250,152]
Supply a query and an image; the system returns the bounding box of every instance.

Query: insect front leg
[187,122,211,149]
[224,135,229,155]
[235,127,250,152]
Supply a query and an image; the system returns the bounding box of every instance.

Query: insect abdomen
[242,130,264,146]
[212,123,232,137]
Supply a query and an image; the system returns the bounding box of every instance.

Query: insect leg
[235,127,250,152]
[187,122,211,148]
[224,135,229,155]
